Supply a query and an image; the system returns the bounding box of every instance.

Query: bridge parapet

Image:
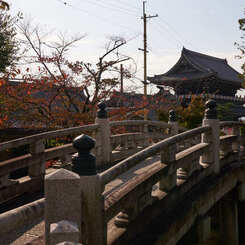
[0,105,178,205]
[0,124,99,204]
[1,101,245,244]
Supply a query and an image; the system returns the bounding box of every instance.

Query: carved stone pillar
[159,143,176,192]
[95,102,111,169]
[72,134,106,245]
[200,100,220,174]
[29,139,45,178]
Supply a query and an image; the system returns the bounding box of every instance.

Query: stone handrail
[0,124,99,152]
[109,120,171,129]
[0,124,100,204]
[104,142,210,223]
[100,125,211,186]
[0,118,177,205]
[41,101,245,244]
[2,101,245,244]
[99,117,243,243]
[106,120,176,165]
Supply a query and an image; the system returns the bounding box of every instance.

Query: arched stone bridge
[0,101,245,245]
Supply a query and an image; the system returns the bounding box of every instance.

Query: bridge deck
[0,155,161,245]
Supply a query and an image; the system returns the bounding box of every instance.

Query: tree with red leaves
[0,21,135,128]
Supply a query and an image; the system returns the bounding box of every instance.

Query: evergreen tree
[235,9,245,85]
[0,10,19,73]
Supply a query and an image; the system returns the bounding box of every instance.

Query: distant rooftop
[149,47,242,85]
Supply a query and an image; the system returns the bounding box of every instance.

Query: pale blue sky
[9,0,245,94]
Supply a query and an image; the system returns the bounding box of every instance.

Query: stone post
[143,122,149,147]
[29,139,45,178]
[72,134,106,245]
[232,125,241,161]
[159,147,176,192]
[95,102,111,169]
[200,100,220,174]
[219,193,239,245]
[168,110,178,136]
[159,110,178,191]
[114,202,139,228]
[45,169,81,245]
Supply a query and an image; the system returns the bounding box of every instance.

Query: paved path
[0,155,160,244]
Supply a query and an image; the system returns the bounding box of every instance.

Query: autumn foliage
[177,95,205,129]
[0,21,138,129]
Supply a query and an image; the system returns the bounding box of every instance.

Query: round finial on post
[97,102,107,119]
[169,110,177,122]
[72,134,96,176]
[204,99,217,119]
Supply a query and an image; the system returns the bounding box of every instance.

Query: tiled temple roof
[149,47,242,86]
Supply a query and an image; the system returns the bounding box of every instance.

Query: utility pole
[120,64,124,94]
[139,1,158,120]
[120,64,124,107]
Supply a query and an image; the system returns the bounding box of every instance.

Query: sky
[9,0,245,95]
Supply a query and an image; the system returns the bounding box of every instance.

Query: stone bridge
[0,100,245,245]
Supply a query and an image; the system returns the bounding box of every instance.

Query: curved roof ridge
[182,52,211,73]
[182,47,227,63]
[162,55,182,76]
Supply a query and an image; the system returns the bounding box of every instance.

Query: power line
[150,21,183,48]
[83,0,138,17]
[157,16,200,51]
[98,0,139,16]
[69,0,138,17]
[55,0,140,34]
[104,0,139,12]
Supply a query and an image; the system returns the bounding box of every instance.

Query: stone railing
[219,121,242,163]
[109,119,174,163]
[44,100,245,245]
[0,124,99,204]
[0,103,180,205]
[101,126,211,231]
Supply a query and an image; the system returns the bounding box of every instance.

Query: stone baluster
[220,140,232,158]
[45,169,81,245]
[142,122,149,147]
[200,100,220,174]
[158,110,177,190]
[72,134,106,245]
[29,139,45,178]
[127,134,134,149]
[0,174,17,189]
[114,181,152,228]
[178,153,201,180]
[168,110,178,136]
[119,133,125,150]
[159,143,176,192]
[114,202,139,228]
[95,102,111,169]
[124,134,129,149]
[168,110,190,180]
[232,125,241,160]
